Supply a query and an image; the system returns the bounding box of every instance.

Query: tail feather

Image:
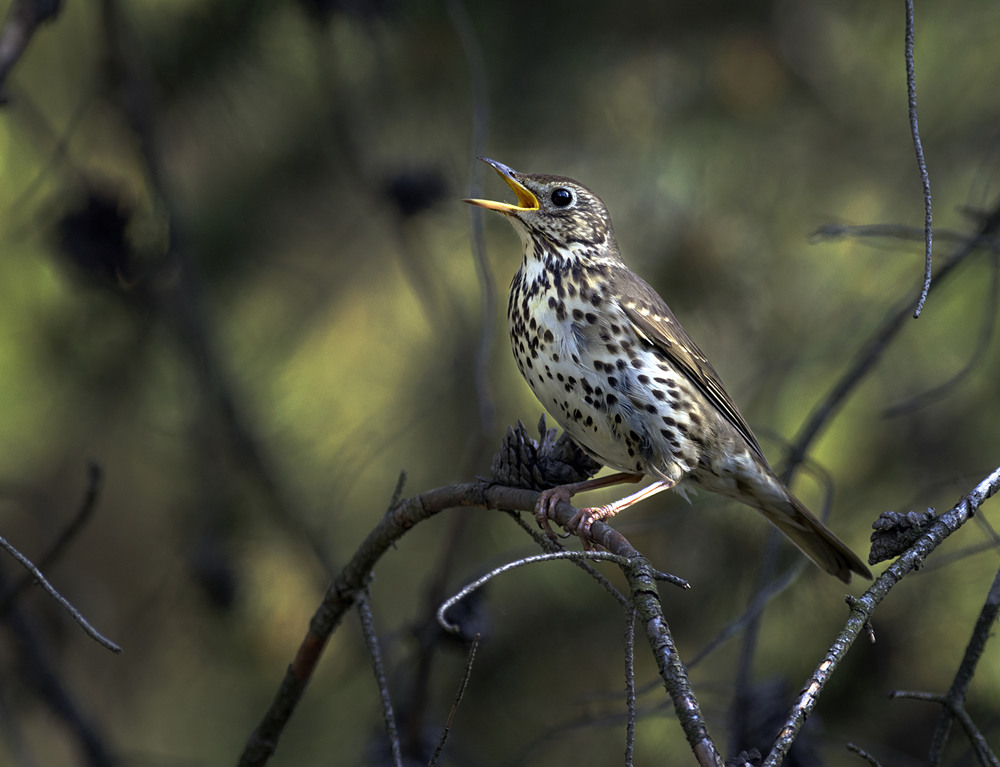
[757,493,871,583]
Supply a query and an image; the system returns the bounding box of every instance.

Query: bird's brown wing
[613,267,767,463]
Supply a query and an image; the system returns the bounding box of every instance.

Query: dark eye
[550,188,573,207]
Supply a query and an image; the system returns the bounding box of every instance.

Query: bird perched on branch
[465,158,870,583]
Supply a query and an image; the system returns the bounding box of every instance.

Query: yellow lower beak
[464,157,539,212]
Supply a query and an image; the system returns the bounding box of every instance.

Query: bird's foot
[567,505,616,549]
[534,487,574,542]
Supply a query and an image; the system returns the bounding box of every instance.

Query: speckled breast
[507,262,701,485]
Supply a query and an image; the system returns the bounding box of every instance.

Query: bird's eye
[550,188,574,207]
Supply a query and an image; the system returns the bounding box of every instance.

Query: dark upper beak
[463,157,539,212]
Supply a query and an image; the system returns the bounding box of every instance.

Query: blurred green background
[2,0,1000,765]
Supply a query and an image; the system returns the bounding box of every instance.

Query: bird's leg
[535,472,643,540]
[570,478,678,545]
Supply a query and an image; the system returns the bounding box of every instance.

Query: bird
[465,157,871,583]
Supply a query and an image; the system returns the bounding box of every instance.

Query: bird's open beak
[463,157,539,213]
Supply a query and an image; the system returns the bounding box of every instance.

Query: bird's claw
[535,487,575,542]
[536,487,615,550]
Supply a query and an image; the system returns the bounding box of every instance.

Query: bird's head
[464,158,618,258]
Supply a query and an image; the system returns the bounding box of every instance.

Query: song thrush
[465,157,871,583]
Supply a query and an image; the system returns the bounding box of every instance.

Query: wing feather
[611,267,767,463]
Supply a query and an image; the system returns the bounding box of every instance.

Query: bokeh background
[2,1,1000,765]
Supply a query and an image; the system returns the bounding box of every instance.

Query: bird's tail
[756,490,871,583]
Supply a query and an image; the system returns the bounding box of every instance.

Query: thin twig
[884,251,1000,417]
[428,634,480,767]
[763,464,1000,766]
[928,564,1000,765]
[904,0,933,318]
[688,560,803,670]
[891,691,1000,767]
[0,534,121,654]
[788,197,1000,474]
[356,588,402,767]
[846,742,885,767]
[438,551,688,631]
[0,568,116,766]
[1,463,103,615]
[504,510,631,605]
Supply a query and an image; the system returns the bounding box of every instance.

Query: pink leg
[570,478,678,544]
[535,472,643,540]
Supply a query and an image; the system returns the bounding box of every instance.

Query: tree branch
[927,564,1000,764]
[764,464,1000,766]
[237,479,722,767]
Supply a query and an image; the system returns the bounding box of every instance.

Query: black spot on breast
[662,416,676,426]
[652,390,666,400]
[606,343,619,354]
[645,403,658,414]
[637,374,650,385]
[543,329,554,343]
[572,308,584,321]
[585,312,597,324]
[606,394,619,406]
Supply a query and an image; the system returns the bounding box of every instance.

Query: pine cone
[490,415,601,490]
[869,508,936,564]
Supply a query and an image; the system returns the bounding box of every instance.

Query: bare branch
[0,463,103,616]
[891,690,1000,767]
[904,0,934,318]
[928,564,1000,764]
[428,634,479,767]
[237,480,719,766]
[764,464,1000,766]
[0,534,121,654]
[788,199,1000,474]
[356,588,402,767]
[846,742,885,767]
